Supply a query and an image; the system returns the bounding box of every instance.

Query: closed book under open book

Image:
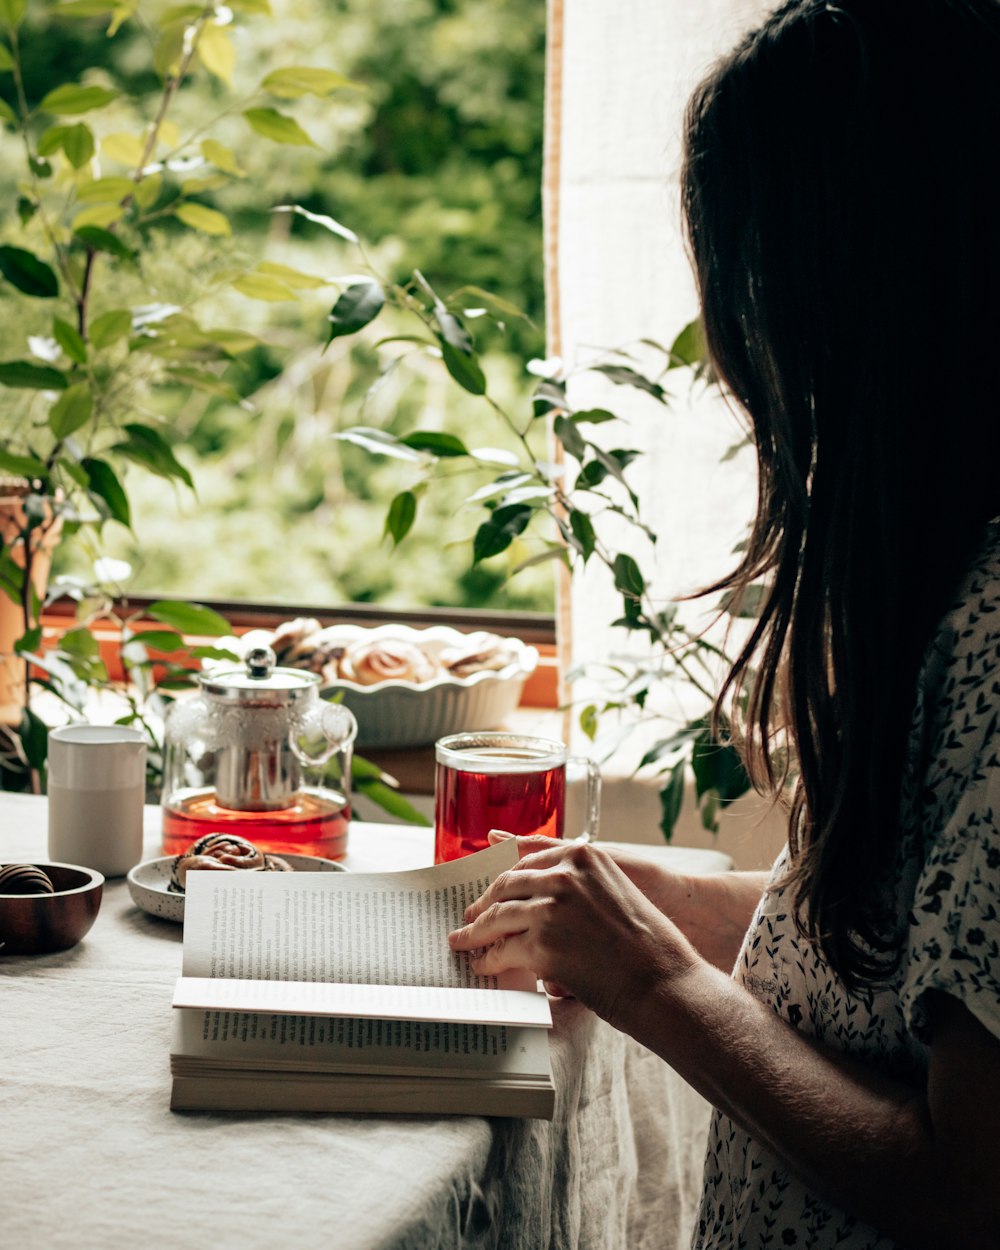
[170,840,555,1118]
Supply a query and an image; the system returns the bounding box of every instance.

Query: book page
[171,1009,551,1081]
[181,840,532,992]
[173,976,552,1027]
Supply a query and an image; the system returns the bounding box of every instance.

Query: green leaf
[72,203,124,231]
[74,225,136,261]
[638,721,704,770]
[400,431,469,458]
[0,360,67,389]
[473,504,533,562]
[350,758,431,825]
[690,734,750,810]
[720,583,768,619]
[509,544,571,577]
[89,308,132,349]
[568,509,596,561]
[667,318,707,369]
[271,203,357,242]
[61,121,95,167]
[53,318,87,364]
[146,600,230,637]
[196,23,234,84]
[39,84,119,115]
[153,21,185,77]
[435,308,473,355]
[465,472,532,506]
[256,261,327,290]
[0,246,59,298]
[0,97,16,123]
[157,3,202,24]
[56,626,100,659]
[335,427,423,463]
[189,644,240,662]
[0,0,26,28]
[590,363,668,404]
[612,552,645,598]
[326,280,385,342]
[200,138,245,177]
[228,0,271,13]
[0,44,12,70]
[100,131,144,165]
[57,0,122,15]
[17,706,48,772]
[440,340,486,395]
[699,792,720,833]
[14,626,42,654]
[571,408,618,425]
[123,629,185,652]
[243,106,317,147]
[0,449,46,478]
[658,761,687,842]
[164,367,240,401]
[75,174,133,203]
[115,422,193,488]
[579,703,599,741]
[385,490,417,545]
[261,66,356,98]
[553,414,586,460]
[231,272,296,301]
[175,202,231,236]
[81,456,130,526]
[48,383,93,438]
[132,173,162,211]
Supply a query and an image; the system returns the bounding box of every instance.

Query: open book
[170,839,555,1118]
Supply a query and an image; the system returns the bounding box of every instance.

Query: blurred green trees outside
[0,0,551,613]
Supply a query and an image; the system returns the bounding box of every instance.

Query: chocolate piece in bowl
[0,864,56,895]
[0,863,103,956]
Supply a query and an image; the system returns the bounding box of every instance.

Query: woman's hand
[448,834,699,1029]
[459,829,766,974]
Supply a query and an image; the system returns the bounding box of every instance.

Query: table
[1,793,729,1250]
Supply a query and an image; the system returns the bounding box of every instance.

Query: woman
[449,2,1000,1246]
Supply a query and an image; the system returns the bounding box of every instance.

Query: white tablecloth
[0,794,727,1250]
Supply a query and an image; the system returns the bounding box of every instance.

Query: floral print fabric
[692,520,1000,1249]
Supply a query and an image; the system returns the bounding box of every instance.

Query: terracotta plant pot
[0,480,63,726]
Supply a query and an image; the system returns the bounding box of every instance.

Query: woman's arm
[449,842,1000,1249]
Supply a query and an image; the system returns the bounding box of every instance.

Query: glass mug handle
[567,755,601,843]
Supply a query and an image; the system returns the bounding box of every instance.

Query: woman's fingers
[451,888,547,951]
[464,843,607,922]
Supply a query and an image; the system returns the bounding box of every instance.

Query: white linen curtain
[544,0,785,863]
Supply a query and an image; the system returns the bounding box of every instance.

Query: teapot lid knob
[245,646,276,680]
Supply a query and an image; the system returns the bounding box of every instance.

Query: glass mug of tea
[433,731,601,863]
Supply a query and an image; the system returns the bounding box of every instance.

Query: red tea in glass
[434,732,600,863]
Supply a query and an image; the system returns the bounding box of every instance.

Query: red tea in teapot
[162,788,350,860]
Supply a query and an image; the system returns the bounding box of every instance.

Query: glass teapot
[160,646,357,860]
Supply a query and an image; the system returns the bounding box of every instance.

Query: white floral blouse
[692,520,1000,1249]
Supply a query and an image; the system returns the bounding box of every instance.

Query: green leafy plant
[324,265,753,839]
[0,0,369,786]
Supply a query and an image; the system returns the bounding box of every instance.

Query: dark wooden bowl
[0,863,104,956]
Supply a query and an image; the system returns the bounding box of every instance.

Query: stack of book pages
[170,840,555,1118]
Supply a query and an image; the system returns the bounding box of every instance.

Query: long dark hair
[682,0,1000,986]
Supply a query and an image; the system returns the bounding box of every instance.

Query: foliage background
[0,0,552,613]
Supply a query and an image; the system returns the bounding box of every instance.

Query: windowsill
[35,601,560,710]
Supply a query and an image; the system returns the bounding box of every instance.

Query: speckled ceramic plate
[126,853,348,924]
